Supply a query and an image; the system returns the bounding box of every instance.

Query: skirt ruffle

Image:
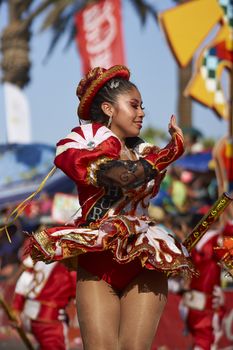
[29,215,196,277]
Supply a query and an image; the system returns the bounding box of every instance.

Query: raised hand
[168,115,183,139]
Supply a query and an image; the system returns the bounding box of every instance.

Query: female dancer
[30,65,195,350]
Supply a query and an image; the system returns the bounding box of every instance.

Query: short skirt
[29,215,195,277]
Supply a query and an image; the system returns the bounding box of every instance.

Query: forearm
[144,132,184,171]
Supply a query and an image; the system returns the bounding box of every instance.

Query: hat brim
[78,65,130,120]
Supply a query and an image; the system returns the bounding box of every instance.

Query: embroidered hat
[76,65,130,120]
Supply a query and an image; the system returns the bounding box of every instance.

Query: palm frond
[40,0,74,31]
[42,0,159,60]
[42,1,83,60]
[129,0,158,25]
[63,23,77,50]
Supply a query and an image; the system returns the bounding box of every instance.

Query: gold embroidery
[86,156,113,186]
[34,230,55,256]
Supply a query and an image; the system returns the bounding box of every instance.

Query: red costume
[28,122,195,290]
[215,220,233,277]
[182,229,225,350]
[12,256,76,350]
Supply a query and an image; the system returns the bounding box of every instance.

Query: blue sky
[0,0,227,146]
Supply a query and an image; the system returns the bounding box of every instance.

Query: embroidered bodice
[54,123,184,227]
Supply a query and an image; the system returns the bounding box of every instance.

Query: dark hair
[90,77,137,124]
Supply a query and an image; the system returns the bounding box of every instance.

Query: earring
[107,115,112,128]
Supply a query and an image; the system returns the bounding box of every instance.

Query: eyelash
[131,104,145,110]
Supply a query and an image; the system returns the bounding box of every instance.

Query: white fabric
[183,290,206,311]
[56,124,118,156]
[4,82,31,143]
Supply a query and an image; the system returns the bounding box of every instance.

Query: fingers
[168,115,178,135]
[170,114,176,125]
[168,115,175,129]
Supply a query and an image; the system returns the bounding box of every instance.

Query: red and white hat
[76,65,130,120]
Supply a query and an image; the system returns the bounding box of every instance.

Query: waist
[24,299,66,322]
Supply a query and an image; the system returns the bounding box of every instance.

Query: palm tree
[177,61,193,128]
[0,0,158,88]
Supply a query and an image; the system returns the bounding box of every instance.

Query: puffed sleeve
[54,123,122,185]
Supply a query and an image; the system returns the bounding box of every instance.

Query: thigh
[119,269,168,350]
[76,266,120,350]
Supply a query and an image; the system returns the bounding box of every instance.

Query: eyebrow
[130,98,143,104]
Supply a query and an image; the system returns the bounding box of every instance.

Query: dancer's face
[108,87,145,140]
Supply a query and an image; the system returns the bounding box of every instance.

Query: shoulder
[56,123,121,156]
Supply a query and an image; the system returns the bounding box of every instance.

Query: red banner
[75,0,126,74]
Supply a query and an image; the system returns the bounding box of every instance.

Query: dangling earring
[107,115,112,128]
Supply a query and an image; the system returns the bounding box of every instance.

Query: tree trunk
[0,0,32,88]
[177,61,193,128]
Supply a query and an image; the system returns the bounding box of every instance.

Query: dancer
[29,65,195,350]
[12,253,76,350]
[181,215,225,350]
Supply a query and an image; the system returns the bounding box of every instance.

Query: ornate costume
[12,256,76,350]
[215,220,233,277]
[29,121,195,287]
[182,229,225,350]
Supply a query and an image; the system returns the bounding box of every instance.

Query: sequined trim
[86,156,113,186]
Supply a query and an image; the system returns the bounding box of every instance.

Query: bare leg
[119,269,168,350]
[76,266,120,350]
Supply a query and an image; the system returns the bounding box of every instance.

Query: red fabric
[75,0,126,74]
[12,263,76,319]
[145,132,184,171]
[187,309,218,349]
[216,41,233,63]
[78,250,143,291]
[221,141,233,182]
[31,320,68,350]
[54,123,121,226]
[35,265,76,309]
[37,304,62,322]
[186,230,225,349]
[12,293,25,312]
[223,221,233,236]
[76,65,130,120]
[190,232,221,293]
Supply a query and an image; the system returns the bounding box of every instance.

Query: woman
[30,65,195,350]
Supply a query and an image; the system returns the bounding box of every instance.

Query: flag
[159,0,233,121]
[159,0,223,67]
[4,82,31,143]
[185,24,233,120]
[75,0,126,74]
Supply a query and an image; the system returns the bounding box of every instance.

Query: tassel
[0,166,57,242]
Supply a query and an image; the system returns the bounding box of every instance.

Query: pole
[183,192,233,252]
[0,294,34,350]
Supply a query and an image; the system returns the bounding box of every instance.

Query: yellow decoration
[159,0,223,67]
[185,25,232,120]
